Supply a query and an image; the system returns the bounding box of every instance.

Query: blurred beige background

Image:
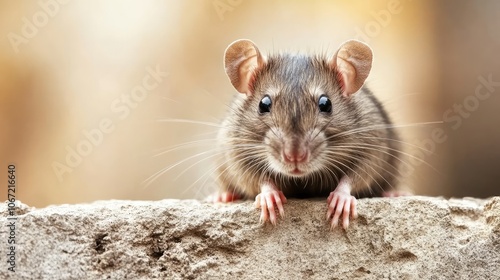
[0,0,498,207]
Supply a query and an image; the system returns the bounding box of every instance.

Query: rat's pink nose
[283,148,308,163]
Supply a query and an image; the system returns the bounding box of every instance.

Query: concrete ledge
[1,197,500,279]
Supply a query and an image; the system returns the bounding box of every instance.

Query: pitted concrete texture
[1,196,499,279]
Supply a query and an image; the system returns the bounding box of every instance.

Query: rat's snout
[282,140,309,164]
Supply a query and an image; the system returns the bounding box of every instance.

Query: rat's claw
[326,192,334,205]
[265,194,278,225]
[330,197,345,229]
[351,197,358,219]
[273,192,285,218]
[326,194,338,221]
[258,194,268,224]
[342,198,351,229]
[327,190,357,230]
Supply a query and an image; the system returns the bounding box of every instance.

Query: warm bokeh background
[0,0,498,207]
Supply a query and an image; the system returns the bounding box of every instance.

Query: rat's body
[211,40,405,228]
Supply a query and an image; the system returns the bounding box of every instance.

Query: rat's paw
[254,190,287,225]
[205,191,241,203]
[326,190,357,230]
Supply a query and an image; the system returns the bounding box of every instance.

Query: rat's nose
[283,146,308,163]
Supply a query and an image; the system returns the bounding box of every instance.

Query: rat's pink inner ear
[331,40,373,97]
[224,39,264,95]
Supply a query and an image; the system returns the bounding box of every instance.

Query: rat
[208,39,406,229]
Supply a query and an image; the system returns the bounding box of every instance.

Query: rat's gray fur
[216,53,401,199]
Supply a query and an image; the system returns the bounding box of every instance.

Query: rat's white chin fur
[267,157,322,178]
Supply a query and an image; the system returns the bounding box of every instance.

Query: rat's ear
[331,40,373,97]
[224,39,265,95]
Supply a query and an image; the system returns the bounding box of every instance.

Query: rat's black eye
[318,95,332,113]
[259,95,272,114]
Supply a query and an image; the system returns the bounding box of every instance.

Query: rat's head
[223,39,373,177]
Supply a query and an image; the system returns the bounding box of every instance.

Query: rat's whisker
[330,121,444,139]
[174,151,228,181]
[150,139,219,158]
[325,156,376,192]
[155,118,223,128]
[334,143,438,173]
[324,150,399,191]
[354,135,434,153]
[142,149,220,189]
[378,92,425,107]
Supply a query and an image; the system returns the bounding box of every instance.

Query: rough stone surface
[1,196,499,279]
